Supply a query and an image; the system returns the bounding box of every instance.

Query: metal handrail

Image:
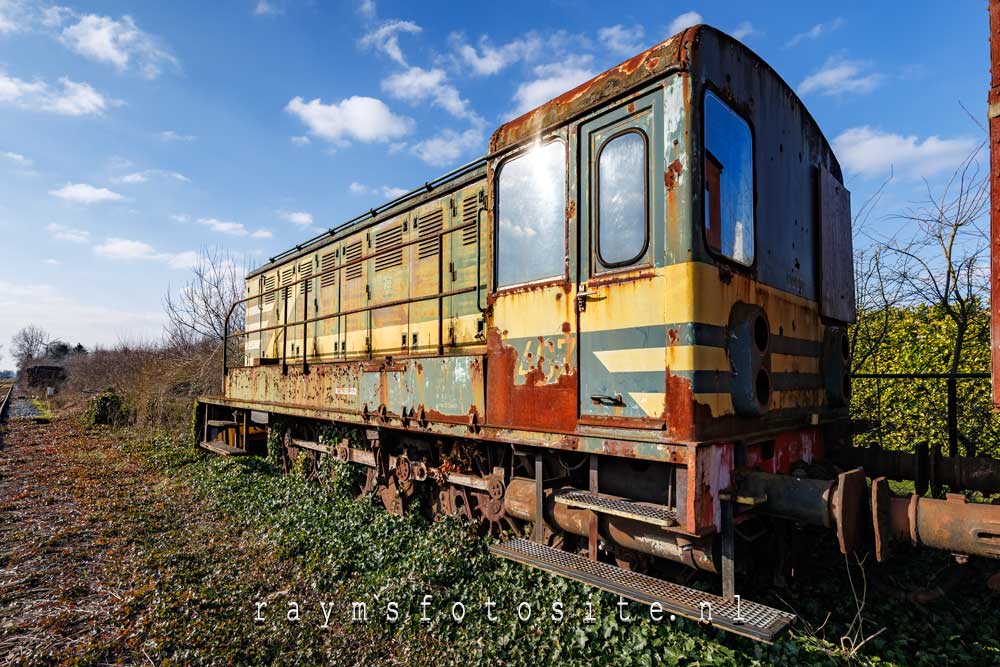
[263,156,488,266]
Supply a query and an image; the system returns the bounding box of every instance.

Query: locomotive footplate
[490,538,795,643]
[553,491,678,528]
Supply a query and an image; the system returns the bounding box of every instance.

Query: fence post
[947,376,958,458]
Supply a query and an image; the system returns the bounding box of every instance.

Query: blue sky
[0,0,990,368]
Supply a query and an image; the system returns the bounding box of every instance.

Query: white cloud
[94,237,160,260]
[254,0,278,16]
[799,56,881,97]
[668,11,702,35]
[115,169,190,184]
[382,66,474,120]
[251,229,273,239]
[1,150,29,164]
[449,32,543,76]
[359,19,421,66]
[198,217,247,236]
[730,21,756,41]
[285,95,413,144]
[49,182,124,204]
[786,18,845,49]
[381,186,408,198]
[832,126,979,180]
[0,72,115,116]
[0,0,30,34]
[167,250,199,269]
[170,213,189,223]
[43,258,60,265]
[92,236,197,270]
[47,223,89,243]
[412,127,482,167]
[511,57,596,116]
[281,211,313,226]
[59,12,177,79]
[290,135,310,146]
[598,24,644,56]
[349,182,410,199]
[159,130,194,142]
[358,0,376,18]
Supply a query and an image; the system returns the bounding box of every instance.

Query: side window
[704,91,754,266]
[597,130,648,267]
[496,140,566,288]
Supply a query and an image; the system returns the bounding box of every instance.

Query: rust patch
[663,368,716,442]
[488,27,711,152]
[485,327,577,432]
[668,328,679,346]
[664,159,684,191]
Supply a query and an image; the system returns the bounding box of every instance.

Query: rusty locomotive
[196,24,1000,642]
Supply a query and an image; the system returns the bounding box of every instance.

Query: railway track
[0,383,14,423]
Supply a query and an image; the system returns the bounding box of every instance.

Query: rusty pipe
[872,477,1000,561]
[831,444,1000,494]
[503,478,717,573]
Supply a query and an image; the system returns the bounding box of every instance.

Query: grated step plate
[200,441,248,457]
[490,538,794,643]
[554,491,678,527]
[206,419,239,428]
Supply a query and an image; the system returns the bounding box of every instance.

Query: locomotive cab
[486,26,854,454]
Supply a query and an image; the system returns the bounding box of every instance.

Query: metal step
[554,491,678,527]
[200,441,248,457]
[206,419,239,428]
[490,538,794,643]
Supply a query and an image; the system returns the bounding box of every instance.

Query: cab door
[577,91,666,426]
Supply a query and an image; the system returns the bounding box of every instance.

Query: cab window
[704,91,754,265]
[596,130,648,267]
[496,140,566,288]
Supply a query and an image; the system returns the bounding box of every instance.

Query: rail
[851,371,991,457]
[223,202,487,376]
[0,383,13,422]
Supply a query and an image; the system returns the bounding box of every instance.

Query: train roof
[249,24,838,280]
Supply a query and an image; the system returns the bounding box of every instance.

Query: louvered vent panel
[418,209,443,259]
[280,267,295,298]
[374,225,404,272]
[263,275,276,304]
[462,193,480,246]
[299,261,313,294]
[344,241,363,280]
[320,251,337,288]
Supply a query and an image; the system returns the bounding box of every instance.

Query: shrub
[83,391,128,427]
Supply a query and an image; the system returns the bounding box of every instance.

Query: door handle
[576,290,598,312]
[590,393,625,407]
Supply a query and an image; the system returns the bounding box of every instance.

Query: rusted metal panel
[990,0,1000,405]
[817,167,856,323]
[489,30,692,154]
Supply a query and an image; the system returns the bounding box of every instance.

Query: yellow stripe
[594,347,663,373]
[628,392,666,418]
[693,392,735,417]
[668,345,729,373]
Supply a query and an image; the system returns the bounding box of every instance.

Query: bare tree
[885,143,990,376]
[11,325,50,369]
[850,172,905,371]
[163,247,247,347]
[162,248,248,391]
